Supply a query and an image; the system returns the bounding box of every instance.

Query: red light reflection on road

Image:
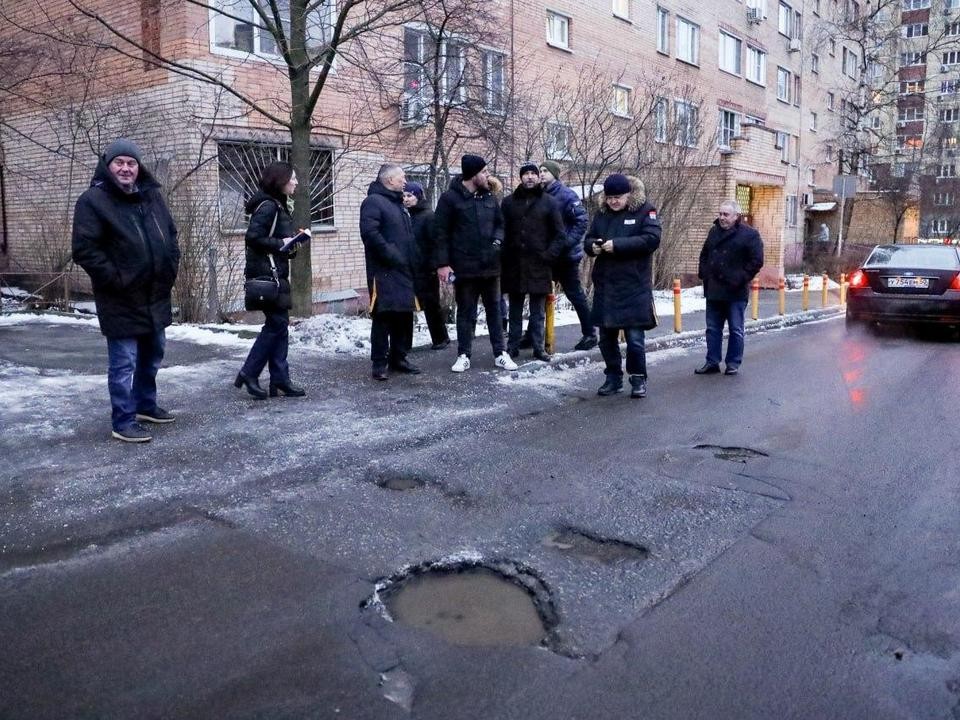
[848,388,866,406]
[840,336,870,410]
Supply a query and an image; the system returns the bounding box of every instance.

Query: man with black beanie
[72,138,180,442]
[435,154,517,373]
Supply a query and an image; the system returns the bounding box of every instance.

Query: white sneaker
[451,354,471,373]
[494,352,518,371]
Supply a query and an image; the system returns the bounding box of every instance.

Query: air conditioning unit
[399,94,430,127]
[788,37,802,52]
[746,6,762,23]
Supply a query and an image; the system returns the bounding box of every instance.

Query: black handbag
[244,203,280,308]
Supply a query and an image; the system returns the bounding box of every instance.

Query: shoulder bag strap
[254,200,281,282]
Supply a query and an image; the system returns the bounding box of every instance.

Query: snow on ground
[785,273,841,291]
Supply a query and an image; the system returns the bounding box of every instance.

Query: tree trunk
[289,67,314,316]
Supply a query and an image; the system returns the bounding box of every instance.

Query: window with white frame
[546,11,570,49]
[613,0,630,20]
[612,84,632,116]
[940,107,960,122]
[718,31,742,75]
[899,107,924,121]
[777,67,791,102]
[811,53,819,73]
[899,51,926,66]
[934,191,955,205]
[747,0,768,16]
[778,2,793,36]
[775,130,790,162]
[903,23,929,38]
[811,111,818,130]
[654,97,668,142]
[842,47,858,77]
[746,46,766,84]
[827,91,835,110]
[483,49,506,113]
[829,38,836,56]
[794,74,801,105]
[656,7,669,53]
[217,140,334,232]
[902,0,930,8]
[941,79,960,95]
[676,17,699,64]
[785,195,798,226]
[546,121,572,159]
[931,218,949,234]
[402,27,466,123]
[948,22,960,36]
[675,100,699,146]
[900,80,924,94]
[718,109,741,148]
[943,51,960,66]
[939,163,956,177]
[211,0,333,57]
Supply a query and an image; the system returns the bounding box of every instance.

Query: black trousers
[454,276,504,357]
[416,275,450,345]
[371,311,413,369]
[241,309,290,384]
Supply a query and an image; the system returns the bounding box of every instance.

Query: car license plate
[887,276,929,289]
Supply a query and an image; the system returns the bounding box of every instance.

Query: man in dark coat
[360,163,419,380]
[695,199,765,376]
[501,162,566,361]
[540,160,596,350]
[435,154,518,373]
[403,181,449,350]
[72,138,180,443]
[584,173,661,399]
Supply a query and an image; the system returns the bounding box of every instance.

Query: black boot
[234,372,267,399]
[269,381,306,397]
[533,349,552,362]
[629,375,647,399]
[389,358,422,374]
[597,375,623,396]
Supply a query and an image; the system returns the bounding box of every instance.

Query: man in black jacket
[72,138,180,443]
[435,154,517,373]
[695,199,764,376]
[360,163,420,380]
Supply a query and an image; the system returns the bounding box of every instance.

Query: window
[811,53,819,74]
[718,31,742,75]
[900,106,924,121]
[746,46,766,84]
[613,0,630,20]
[785,195,798,226]
[934,191,955,205]
[675,100,699,146]
[813,0,821,14]
[747,0,768,17]
[217,140,334,232]
[778,2,793,36]
[842,47,858,78]
[775,130,790,162]
[677,17,699,64]
[745,114,765,126]
[546,121,572,159]
[829,38,836,56]
[612,84,632,116]
[939,164,956,177]
[902,0,930,8]
[900,80,924,94]
[483,50,506,114]
[656,7,669,53]
[811,111,818,131]
[827,91,835,110]
[654,97,668,142]
[211,0,332,58]
[948,22,960,37]
[718,109,741,148]
[903,23,929,38]
[943,51,960,66]
[402,27,467,123]
[941,79,960,95]
[940,108,960,122]
[794,74,801,105]
[931,218,950,235]
[546,11,570,49]
[777,66,791,102]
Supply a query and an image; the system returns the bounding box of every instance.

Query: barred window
[217,141,334,232]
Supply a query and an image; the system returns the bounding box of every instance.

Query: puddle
[383,568,547,647]
[544,528,649,564]
[694,444,769,463]
[368,469,427,491]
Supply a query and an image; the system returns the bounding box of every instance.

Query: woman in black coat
[234,161,309,399]
[584,174,661,399]
[404,181,449,349]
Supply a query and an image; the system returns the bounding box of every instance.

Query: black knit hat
[461,154,487,181]
[518,161,539,177]
[404,181,424,200]
[102,138,143,166]
[603,173,631,196]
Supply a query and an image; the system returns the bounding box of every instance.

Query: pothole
[364,556,560,651]
[543,527,649,564]
[694,444,769,463]
[367,468,427,491]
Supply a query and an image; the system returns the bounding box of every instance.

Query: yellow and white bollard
[802,274,810,311]
[545,284,556,354]
[778,276,786,316]
[750,278,760,321]
[821,272,829,308]
[673,278,682,333]
[839,273,847,306]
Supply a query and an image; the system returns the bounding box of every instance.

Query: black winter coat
[584,183,661,329]
[244,191,296,311]
[500,184,566,295]
[433,176,504,279]
[359,181,417,313]
[72,159,180,338]
[409,199,436,283]
[698,219,764,302]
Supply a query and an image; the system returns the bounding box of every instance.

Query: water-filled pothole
[367,468,427,491]
[544,528,649,564]
[694,444,769,463]
[366,558,559,650]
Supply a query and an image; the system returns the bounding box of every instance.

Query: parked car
[846,244,960,329]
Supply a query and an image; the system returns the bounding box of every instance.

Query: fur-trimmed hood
[597,175,647,213]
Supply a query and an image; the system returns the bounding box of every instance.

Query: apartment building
[0,0,857,305]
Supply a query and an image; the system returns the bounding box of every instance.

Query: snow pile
[785,274,841,291]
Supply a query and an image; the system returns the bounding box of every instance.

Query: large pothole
[694,444,769,463]
[543,527,649,564]
[365,556,560,650]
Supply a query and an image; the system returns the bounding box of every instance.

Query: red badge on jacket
[648,210,658,220]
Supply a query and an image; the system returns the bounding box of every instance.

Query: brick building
[0,0,861,308]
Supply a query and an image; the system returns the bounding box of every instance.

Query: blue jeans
[241,309,290,385]
[107,329,166,431]
[705,299,747,367]
[598,327,646,378]
[552,260,593,336]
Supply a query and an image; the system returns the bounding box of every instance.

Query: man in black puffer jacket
[695,199,764,376]
[72,138,180,443]
[360,163,419,380]
[435,154,517,373]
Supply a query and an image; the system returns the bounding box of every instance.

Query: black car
[846,244,960,329]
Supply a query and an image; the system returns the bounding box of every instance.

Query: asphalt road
[1,316,958,719]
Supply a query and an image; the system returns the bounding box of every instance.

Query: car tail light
[848,270,868,288]
[950,272,960,291]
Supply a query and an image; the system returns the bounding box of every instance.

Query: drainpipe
[0,161,7,257]
[510,0,515,170]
